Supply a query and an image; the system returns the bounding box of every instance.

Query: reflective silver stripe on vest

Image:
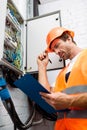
[62,85,87,94]
[57,110,87,119]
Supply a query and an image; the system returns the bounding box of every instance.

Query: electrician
[37,27,87,130]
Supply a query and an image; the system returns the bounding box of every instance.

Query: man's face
[50,38,72,60]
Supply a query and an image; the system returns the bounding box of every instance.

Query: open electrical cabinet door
[26,10,65,73]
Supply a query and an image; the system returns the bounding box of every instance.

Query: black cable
[2,97,34,130]
[14,124,17,130]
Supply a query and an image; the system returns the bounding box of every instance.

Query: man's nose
[54,49,60,55]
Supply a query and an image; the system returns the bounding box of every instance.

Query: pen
[45,50,52,64]
[49,59,52,64]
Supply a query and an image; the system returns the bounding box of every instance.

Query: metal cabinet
[26,11,65,73]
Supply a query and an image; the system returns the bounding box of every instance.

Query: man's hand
[40,92,72,110]
[37,51,49,69]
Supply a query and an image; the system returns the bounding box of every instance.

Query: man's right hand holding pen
[37,50,52,69]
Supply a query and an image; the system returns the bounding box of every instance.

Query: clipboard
[14,73,57,114]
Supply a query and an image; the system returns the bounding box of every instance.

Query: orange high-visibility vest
[54,49,87,92]
[53,49,87,130]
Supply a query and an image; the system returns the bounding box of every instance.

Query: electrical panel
[0,0,24,75]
